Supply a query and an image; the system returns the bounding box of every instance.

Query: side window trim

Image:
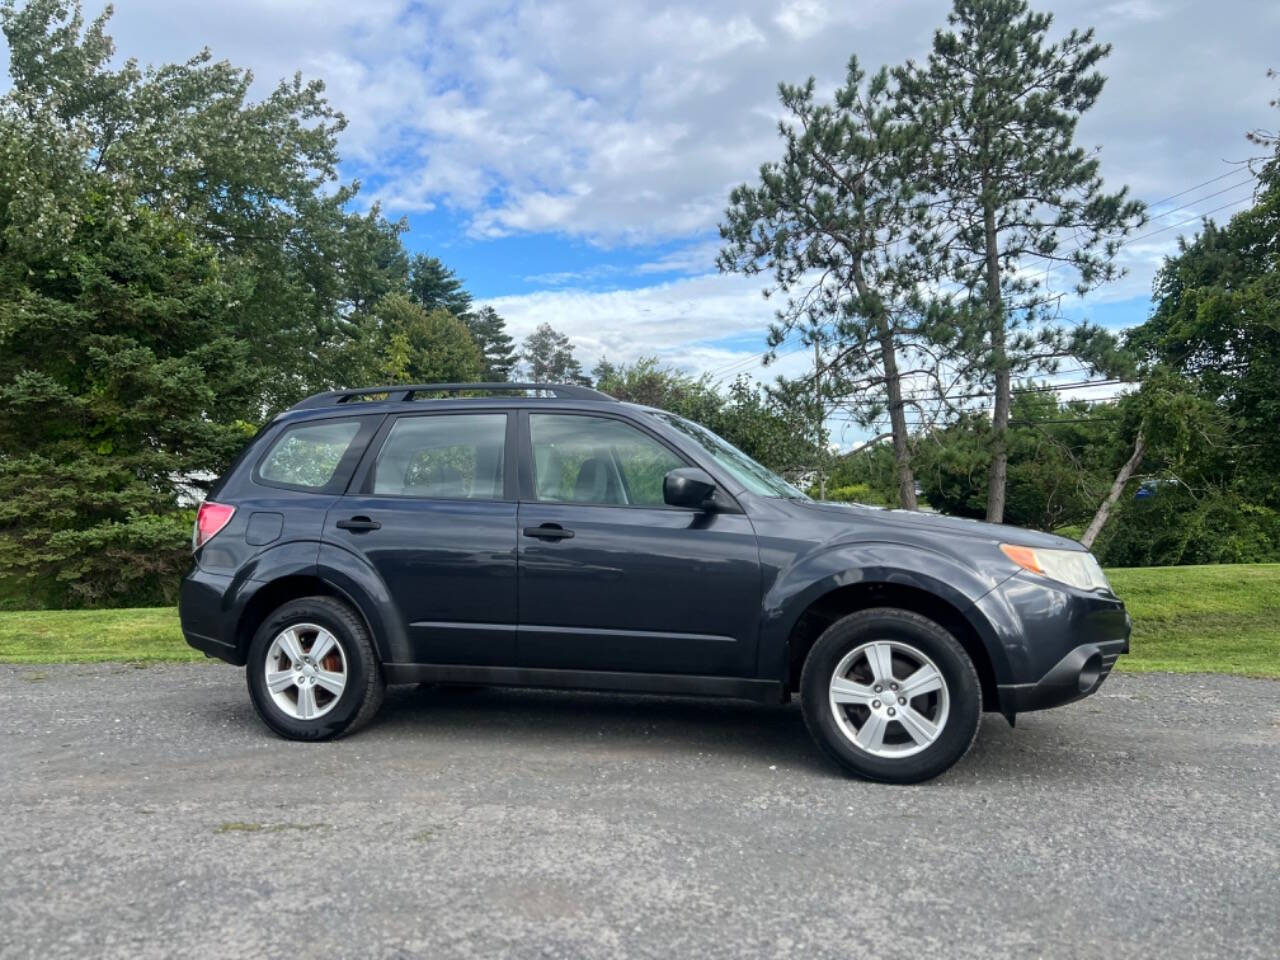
[349,410,514,502]
[519,409,698,511]
[253,415,382,495]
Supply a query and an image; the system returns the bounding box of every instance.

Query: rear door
[515,410,762,676]
[325,410,519,665]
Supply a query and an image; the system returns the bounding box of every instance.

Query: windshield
[653,413,809,500]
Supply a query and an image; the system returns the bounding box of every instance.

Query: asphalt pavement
[2,663,1277,959]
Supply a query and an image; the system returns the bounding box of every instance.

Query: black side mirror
[663,467,717,509]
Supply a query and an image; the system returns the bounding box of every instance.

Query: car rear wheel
[800,608,981,783]
[246,596,385,741]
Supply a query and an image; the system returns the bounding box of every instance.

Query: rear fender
[315,541,410,663]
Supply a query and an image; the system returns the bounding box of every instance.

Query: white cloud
[29,0,1275,388]
[481,272,779,372]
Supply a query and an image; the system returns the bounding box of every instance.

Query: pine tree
[520,324,589,385]
[407,254,473,317]
[720,58,949,509]
[896,0,1144,522]
[467,306,519,381]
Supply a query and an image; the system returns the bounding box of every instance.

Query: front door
[517,411,761,676]
[327,410,518,665]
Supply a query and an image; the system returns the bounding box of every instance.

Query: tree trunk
[813,339,827,499]
[1081,431,1145,550]
[851,260,917,510]
[982,191,1010,524]
[876,314,918,510]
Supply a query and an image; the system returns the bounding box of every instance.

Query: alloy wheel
[263,623,348,721]
[827,640,950,759]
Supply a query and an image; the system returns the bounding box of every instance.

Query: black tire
[799,608,981,784]
[246,596,385,741]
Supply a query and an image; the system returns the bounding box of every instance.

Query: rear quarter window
[256,419,365,491]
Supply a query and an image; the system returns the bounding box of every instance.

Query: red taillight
[193,501,236,551]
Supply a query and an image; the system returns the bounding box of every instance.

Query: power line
[1146,167,1249,208]
[1122,193,1256,246]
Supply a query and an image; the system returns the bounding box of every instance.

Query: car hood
[789,499,1086,551]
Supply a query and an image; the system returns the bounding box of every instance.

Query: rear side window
[257,420,363,490]
[371,414,507,499]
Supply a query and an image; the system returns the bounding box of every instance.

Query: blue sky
[10,0,1277,409]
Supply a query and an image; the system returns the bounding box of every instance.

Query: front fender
[760,540,1015,685]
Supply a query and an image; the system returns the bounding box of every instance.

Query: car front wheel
[800,607,981,783]
[246,596,385,741]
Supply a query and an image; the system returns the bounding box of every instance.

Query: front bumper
[974,571,1131,716]
[998,637,1129,713]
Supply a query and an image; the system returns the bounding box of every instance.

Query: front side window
[529,414,685,506]
[258,419,362,489]
[371,414,507,499]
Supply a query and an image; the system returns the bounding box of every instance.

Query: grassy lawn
[0,564,1277,676]
[1107,564,1280,678]
[0,607,197,664]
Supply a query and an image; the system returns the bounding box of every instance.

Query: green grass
[1108,564,1280,678]
[0,607,195,663]
[0,564,1277,677]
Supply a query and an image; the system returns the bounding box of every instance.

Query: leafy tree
[720,57,944,510]
[914,390,1115,530]
[593,358,819,478]
[362,295,482,385]
[0,0,410,409]
[0,0,412,606]
[520,323,589,385]
[895,0,1144,522]
[1126,185,1280,509]
[405,255,516,380]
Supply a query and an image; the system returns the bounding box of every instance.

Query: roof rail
[289,382,616,410]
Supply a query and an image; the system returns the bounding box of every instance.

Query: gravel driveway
[2,663,1277,959]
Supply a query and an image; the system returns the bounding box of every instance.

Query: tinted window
[259,420,362,489]
[372,414,506,499]
[529,414,684,506]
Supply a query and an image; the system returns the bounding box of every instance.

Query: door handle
[336,516,381,532]
[522,524,575,541]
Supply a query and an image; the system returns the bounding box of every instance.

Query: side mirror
[663,467,717,510]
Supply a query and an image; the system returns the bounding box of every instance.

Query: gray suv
[180,382,1129,783]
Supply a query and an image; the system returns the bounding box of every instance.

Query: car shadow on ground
[334,682,1075,783]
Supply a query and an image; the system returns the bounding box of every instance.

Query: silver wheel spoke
[277,628,306,665]
[264,623,348,722]
[855,711,890,752]
[828,638,951,760]
[266,670,295,694]
[866,642,896,685]
[897,705,940,746]
[900,664,943,699]
[309,630,337,662]
[313,669,345,698]
[295,683,318,720]
[830,676,877,707]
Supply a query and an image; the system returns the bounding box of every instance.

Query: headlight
[1000,544,1111,593]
